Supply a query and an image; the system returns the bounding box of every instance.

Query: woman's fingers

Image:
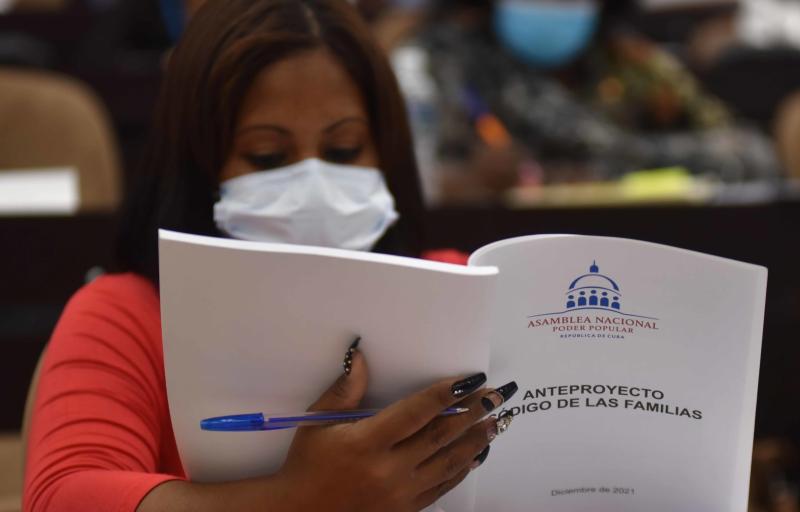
[358,372,487,446]
[414,416,500,492]
[307,339,368,412]
[396,381,517,462]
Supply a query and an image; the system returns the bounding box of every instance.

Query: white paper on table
[0,167,79,215]
[469,235,766,512]
[159,230,498,511]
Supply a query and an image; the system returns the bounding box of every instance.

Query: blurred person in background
[749,439,800,512]
[687,0,800,179]
[689,0,800,62]
[0,0,63,68]
[387,0,782,204]
[76,0,207,71]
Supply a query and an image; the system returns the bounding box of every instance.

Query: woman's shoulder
[70,271,158,310]
[55,271,161,345]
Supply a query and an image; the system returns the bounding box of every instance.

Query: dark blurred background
[1,0,799,510]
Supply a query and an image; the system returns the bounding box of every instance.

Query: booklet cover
[470,235,766,512]
[159,231,766,512]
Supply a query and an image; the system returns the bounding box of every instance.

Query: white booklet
[159,230,766,512]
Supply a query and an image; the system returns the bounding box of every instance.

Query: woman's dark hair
[116,0,424,283]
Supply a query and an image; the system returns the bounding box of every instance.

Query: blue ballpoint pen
[201,407,469,432]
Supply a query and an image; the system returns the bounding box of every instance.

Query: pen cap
[201,413,265,431]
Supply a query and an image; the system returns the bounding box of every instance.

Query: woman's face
[220,48,378,183]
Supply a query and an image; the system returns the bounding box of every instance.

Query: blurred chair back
[0,433,21,512]
[0,349,47,512]
[20,347,44,476]
[0,69,121,212]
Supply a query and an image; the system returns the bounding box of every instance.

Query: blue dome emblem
[566,262,621,310]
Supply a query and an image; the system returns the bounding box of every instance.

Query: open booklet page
[470,235,767,512]
[158,230,498,511]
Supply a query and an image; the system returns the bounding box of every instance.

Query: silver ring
[495,412,513,435]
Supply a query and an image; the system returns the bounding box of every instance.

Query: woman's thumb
[308,338,368,411]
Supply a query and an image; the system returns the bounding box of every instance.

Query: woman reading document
[22,0,517,510]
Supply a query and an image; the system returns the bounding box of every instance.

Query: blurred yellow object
[505,168,715,208]
[506,181,628,208]
[620,166,701,200]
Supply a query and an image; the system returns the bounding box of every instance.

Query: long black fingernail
[471,445,490,469]
[451,372,486,398]
[343,336,360,376]
[481,381,518,412]
[496,381,518,402]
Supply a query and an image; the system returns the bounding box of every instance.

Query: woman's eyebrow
[236,124,291,136]
[323,117,367,133]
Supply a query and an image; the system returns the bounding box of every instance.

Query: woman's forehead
[236,48,368,129]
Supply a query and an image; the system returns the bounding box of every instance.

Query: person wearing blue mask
[388,0,782,204]
[494,0,600,70]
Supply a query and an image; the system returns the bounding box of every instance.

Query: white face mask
[213,158,400,251]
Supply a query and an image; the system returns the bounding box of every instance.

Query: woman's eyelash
[324,147,363,163]
[244,147,362,168]
[245,153,287,169]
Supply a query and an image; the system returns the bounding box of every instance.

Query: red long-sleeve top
[23,250,468,511]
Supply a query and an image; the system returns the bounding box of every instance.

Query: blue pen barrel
[200,407,468,432]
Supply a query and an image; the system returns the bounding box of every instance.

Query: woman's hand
[276,344,517,512]
[138,345,515,512]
